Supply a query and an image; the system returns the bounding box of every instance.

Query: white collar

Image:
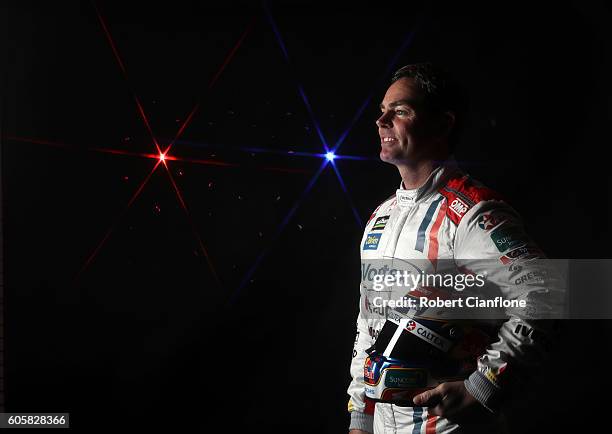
[395,159,459,206]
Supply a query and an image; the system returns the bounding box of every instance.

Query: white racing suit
[347,162,556,433]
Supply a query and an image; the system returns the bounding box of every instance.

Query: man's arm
[416,200,559,416]
[458,201,558,411]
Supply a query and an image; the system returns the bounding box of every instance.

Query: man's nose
[376,111,392,128]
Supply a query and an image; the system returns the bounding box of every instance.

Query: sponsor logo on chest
[449,197,469,218]
[372,215,390,231]
[363,233,383,250]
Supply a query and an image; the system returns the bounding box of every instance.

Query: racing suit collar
[396,158,459,207]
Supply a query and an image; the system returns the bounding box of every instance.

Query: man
[347,63,555,433]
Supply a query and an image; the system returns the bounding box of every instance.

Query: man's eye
[395,110,407,115]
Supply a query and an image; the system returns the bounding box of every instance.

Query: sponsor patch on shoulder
[363,233,383,250]
[372,215,390,231]
[477,212,504,230]
[490,226,526,253]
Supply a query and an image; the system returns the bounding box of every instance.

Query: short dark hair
[391,62,467,151]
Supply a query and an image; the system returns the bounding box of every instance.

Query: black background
[2,1,611,432]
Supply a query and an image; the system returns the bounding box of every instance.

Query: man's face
[376,77,439,165]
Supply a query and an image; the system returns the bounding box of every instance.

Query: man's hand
[412,381,485,422]
[348,431,370,434]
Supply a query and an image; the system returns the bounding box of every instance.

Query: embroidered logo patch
[372,215,390,231]
[449,198,469,218]
[490,227,525,253]
[363,233,383,250]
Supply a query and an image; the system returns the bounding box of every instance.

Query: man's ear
[428,111,455,141]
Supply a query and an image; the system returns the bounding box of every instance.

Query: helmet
[363,316,496,405]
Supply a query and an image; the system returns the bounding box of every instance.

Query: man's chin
[380,149,398,165]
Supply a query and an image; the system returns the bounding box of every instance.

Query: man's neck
[397,159,442,190]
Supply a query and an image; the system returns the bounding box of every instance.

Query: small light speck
[208,182,214,189]
[276,195,281,201]
[208,121,214,126]
[153,204,161,214]
[238,195,243,200]
[123,137,131,141]
[286,111,293,116]
[175,119,181,123]
[211,154,216,158]
[297,224,303,230]
[227,109,235,115]
[251,153,255,157]
[177,169,184,176]
[123,176,129,181]
[258,232,263,237]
